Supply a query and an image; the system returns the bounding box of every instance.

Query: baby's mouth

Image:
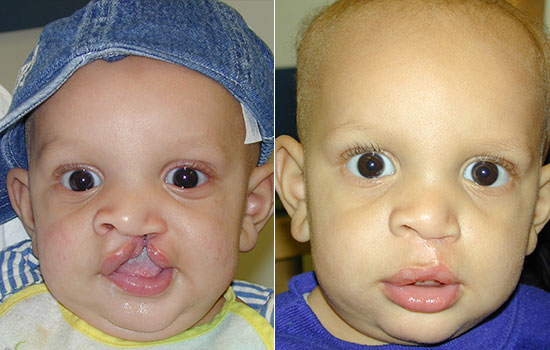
[101,239,174,297]
[382,264,461,313]
[117,246,163,277]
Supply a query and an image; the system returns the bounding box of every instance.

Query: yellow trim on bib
[1,284,273,348]
[58,287,236,347]
[227,300,274,350]
[0,283,48,317]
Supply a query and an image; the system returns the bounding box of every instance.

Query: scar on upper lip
[419,240,442,262]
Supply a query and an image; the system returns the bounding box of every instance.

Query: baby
[275,0,550,348]
[0,0,274,348]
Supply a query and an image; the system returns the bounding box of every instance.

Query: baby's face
[303,15,548,345]
[21,57,252,341]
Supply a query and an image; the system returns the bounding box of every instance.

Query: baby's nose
[389,185,460,242]
[92,187,168,237]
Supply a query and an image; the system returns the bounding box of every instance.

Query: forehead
[30,57,245,165]
[319,1,541,88]
[310,2,543,155]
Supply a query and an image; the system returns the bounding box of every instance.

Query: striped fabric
[232,280,274,326]
[0,239,42,303]
[0,240,274,326]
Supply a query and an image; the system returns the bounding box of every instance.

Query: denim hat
[0,0,273,225]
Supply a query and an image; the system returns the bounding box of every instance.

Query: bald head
[296,0,549,157]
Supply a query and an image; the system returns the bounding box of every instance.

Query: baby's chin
[85,306,189,342]
[386,328,461,346]
[376,316,480,346]
[63,292,194,342]
[86,293,226,342]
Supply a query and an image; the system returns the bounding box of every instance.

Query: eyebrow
[35,135,230,167]
[35,135,62,160]
[468,139,536,165]
[323,120,390,144]
[324,120,537,163]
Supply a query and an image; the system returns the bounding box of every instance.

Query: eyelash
[54,163,101,180]
[342,142,383,161]
[166,160,214,179]
[53,161,216,183]
[341,145,518,178]
[469,153,518,178]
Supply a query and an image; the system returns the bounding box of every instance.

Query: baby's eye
[463,161,510,187]
[165,167,207,188]
[60,169,102,191]
[346,152,395,179]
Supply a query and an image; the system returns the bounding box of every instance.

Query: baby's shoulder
[0,239,43,303]
[510,284,550,347]
[0,284,64,348]
[231,280,274,326]
[275,272,327,349]
[516,284,550,315]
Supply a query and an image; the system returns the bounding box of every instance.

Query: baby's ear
[6,168,35,238]
[275,135,310,243]
[239,160,274,252]
[527,163,550,254]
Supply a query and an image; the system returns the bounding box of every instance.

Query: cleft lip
[146,243,171,269]
[100,237,172,276]
[100,238,175,297]
[100,238,144,276]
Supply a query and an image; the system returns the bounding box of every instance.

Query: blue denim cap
[0,0,273,225]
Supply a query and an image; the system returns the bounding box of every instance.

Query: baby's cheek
[469,230,527,311]
[36,223,84,275]
[206,222,239,262]
[189,210,240,266]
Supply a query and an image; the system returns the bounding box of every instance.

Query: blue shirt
[276,272,550,349]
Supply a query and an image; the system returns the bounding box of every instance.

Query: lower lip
[108,268,174,297]
[383,283,460,313]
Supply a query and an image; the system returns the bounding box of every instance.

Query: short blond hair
[295,0,550,159]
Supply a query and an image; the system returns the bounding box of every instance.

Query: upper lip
[100,237,171,276]
[385,264,459,286]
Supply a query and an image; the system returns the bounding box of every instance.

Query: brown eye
[61,169,102,191]
[346,152,395,179]
[165,167,207,188]
[464,161,509,187]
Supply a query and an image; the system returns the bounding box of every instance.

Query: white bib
[0,284,273,349]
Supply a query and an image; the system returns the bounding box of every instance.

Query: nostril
[95,222,116,236]
[93,208,168,237]
[401,224,417,235]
